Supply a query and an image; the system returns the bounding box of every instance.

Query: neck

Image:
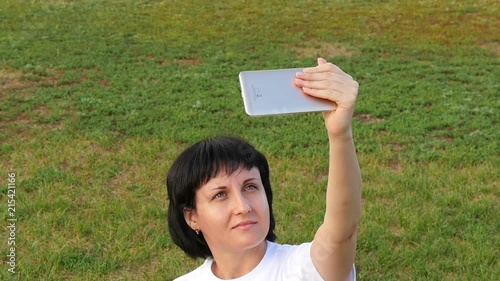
[210,240,267,279]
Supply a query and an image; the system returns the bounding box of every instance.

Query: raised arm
[295,58,362,281]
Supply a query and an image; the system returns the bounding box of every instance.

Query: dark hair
[166,136,276,259]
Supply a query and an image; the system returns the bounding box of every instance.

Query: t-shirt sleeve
[280,242,356,281]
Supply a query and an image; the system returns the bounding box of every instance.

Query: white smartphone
[239,68,336,116]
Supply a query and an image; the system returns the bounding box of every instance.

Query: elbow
[317,222,359,247]
[336,223,359,245]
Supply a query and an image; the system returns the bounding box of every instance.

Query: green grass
[0,0,499,280]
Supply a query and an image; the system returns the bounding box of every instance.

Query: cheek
[257,194,270,216]
[197,204,230,228]
[258,196,271,233]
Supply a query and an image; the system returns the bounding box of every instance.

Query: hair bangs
[195,136,261,191]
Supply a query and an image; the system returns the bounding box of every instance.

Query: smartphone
[239,68,336,116]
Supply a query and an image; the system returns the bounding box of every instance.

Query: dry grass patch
[136,55,172,66]
[481,42,500,57]
[292,41,357,59]
[355,113,385,124]
[0,104,64,134]
[1,69,24,91]
[135,55,202,66]
[0,66,66,93]
[174,58,202,65]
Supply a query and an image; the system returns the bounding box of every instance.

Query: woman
[167,58,362,280]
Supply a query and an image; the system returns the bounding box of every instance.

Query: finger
[295,71,334,81]
[295,77,344,90]
[303,85,359,107]
[317,57,328,65]
[302,87,343,101]
[298,70,354,86]
[303,62,344,74]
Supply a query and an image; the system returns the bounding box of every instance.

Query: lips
[232,221,257,229]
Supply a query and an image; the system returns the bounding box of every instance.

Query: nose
[232,191,252,215]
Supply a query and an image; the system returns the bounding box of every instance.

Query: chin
[234,233,267,249]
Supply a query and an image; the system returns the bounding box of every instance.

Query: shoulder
[173,259,213,281]
[268,241,316,260]
[264,242,322,280]
[269,241,356,281]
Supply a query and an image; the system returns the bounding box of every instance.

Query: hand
[295,58,359,138]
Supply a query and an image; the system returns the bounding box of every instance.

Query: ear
[183,207,199,231]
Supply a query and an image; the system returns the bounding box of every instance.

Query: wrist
[327,129,353,142]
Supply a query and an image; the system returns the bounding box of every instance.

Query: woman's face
[184,167,270,254]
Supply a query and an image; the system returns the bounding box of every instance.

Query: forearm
[301,59,361,280]
[323,131,362,243]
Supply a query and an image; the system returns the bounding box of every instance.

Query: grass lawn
[0,0,499,280]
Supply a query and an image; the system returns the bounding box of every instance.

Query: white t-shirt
[174,241,356,281]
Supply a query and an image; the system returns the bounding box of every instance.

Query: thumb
[317,57,328,65]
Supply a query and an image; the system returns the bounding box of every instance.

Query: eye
[213,192,226,200]
[244,184,258,191]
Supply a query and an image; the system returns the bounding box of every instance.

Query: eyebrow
[210,177,258,191]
